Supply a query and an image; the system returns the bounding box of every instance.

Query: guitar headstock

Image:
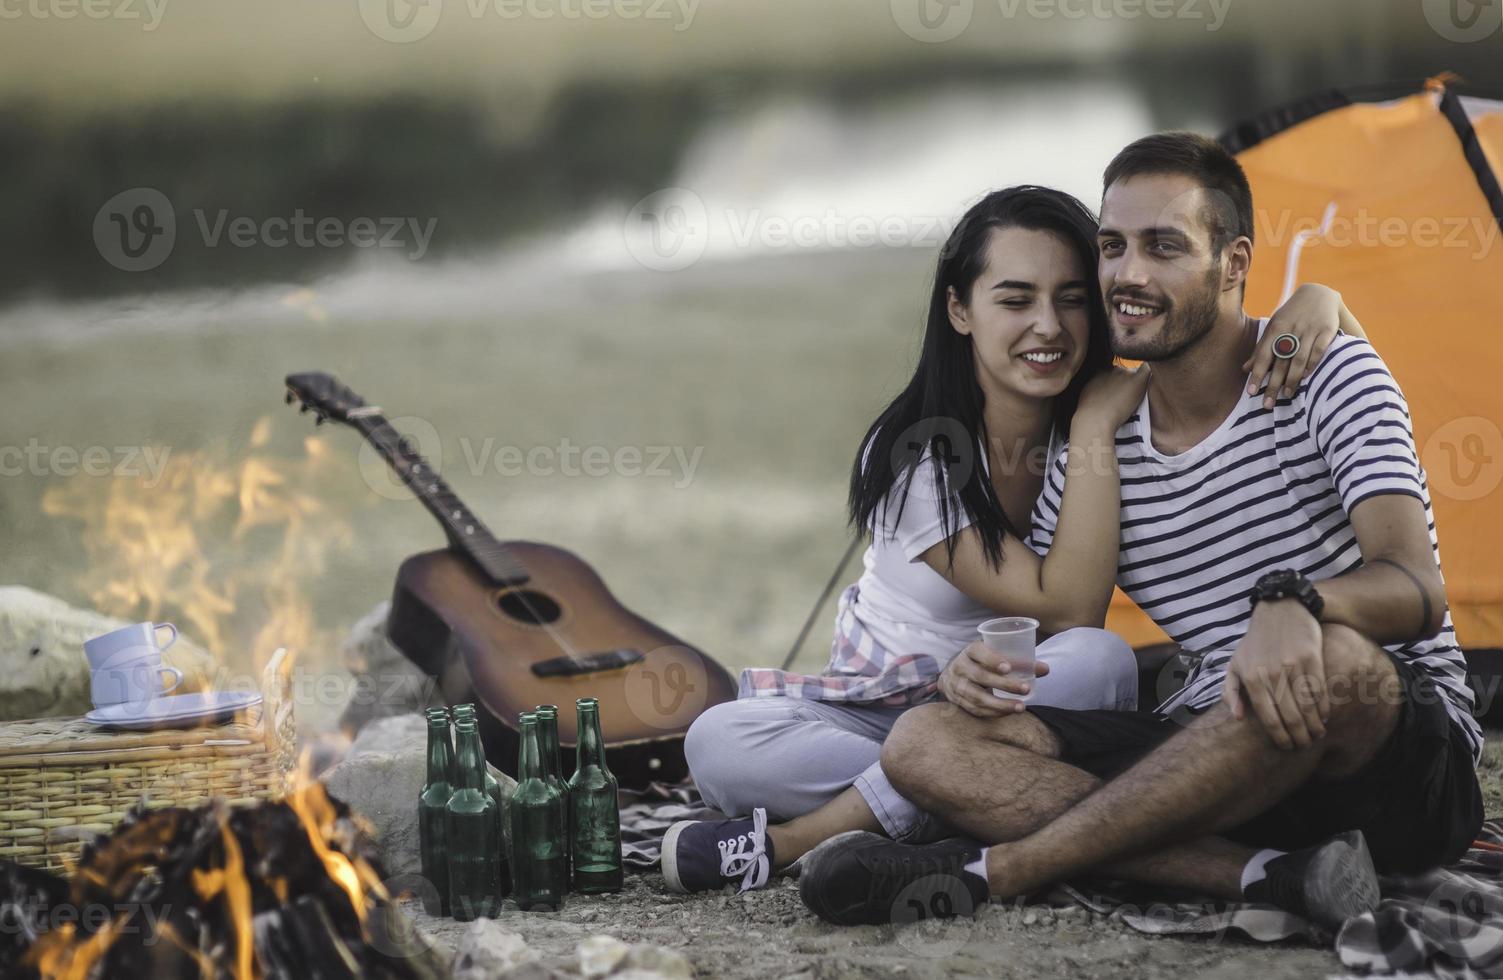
[283,372,375,427]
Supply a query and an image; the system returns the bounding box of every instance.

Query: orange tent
[1107,77,1503,664]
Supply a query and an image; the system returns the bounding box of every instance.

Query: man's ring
[1272,333,1300,360]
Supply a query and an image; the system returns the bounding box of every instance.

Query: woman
[662,185,1363,894]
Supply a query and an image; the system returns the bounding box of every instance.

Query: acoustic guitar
[284,372,737,787]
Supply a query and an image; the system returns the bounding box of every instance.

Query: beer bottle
[418,709,455,915]
[452,703,511,904]
[446,715,499,920]
[568,698,624,893]
[534,705,571,873]
[509,712,568,911]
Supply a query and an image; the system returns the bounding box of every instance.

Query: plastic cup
[978,617,1039,701]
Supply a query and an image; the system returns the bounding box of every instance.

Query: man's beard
[1110,265,1221,362]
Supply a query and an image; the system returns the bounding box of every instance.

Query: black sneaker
[799,831,989,926]
[1242,830,1381,931]
[661,807,774,893]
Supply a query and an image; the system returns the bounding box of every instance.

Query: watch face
[1261,570,1298,591]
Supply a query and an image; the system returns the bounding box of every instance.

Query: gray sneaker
[1242,830,1381,931]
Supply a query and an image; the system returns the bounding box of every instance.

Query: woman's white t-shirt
[850,452,996,663]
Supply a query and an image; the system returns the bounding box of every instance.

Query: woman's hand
[1076,364,1151,432]
[1246,283,1362,409]
[938,640,1050,718]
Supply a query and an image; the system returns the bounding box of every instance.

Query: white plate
[85,690,263,730]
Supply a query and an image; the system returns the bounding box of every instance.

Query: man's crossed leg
[798,624,1480,930]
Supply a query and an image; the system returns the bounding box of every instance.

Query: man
[796,132,1484,931]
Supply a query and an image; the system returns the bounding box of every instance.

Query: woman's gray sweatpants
[685,626,1138,841]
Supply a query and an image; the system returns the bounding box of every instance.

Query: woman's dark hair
[848,185,1113,572]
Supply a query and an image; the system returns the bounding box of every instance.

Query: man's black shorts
[1026,653,1484,874]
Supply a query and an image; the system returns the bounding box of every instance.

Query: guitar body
[282,371,737,790]
[387,542,738,787]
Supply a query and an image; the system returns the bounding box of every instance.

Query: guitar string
[368,414,592,669]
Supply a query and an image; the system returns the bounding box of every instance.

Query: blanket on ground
[619,782,1503,978]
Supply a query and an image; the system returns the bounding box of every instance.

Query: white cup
[978,616,1039,702]
[84,622,178,670]
[90,647,183,709]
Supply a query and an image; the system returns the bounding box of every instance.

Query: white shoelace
[717,807,770,892]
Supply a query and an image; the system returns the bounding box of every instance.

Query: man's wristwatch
[1249,569,1325,621]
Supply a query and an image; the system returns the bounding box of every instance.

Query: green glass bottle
[535,704,572,875]
[418,710,455,915]
[509,712,568,911]
[568,698,624,893]
[453,703,511,905]
[446,716,499,921]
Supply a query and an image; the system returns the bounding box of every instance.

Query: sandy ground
[390,732,1503,980]
[406,874,1337,980]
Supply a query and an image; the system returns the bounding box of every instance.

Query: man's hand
[1223,601,1330,749]
[939,640,1050,718]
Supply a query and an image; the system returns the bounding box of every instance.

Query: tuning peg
[284,390,295,405]
[299,403,310,413]
[314,413,327,426]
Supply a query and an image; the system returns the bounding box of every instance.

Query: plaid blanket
[620,783,1503,976]
[1059,819,1503,978]
[737,585,945,706]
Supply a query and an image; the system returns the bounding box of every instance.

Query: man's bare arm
[1315,494,1446,643]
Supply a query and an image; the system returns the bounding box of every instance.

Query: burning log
[7,785,447,980]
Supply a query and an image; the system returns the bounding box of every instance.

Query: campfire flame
[189,825,255,979]
[40,417,352,677]
[23,777,432,980]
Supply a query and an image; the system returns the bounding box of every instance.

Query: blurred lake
[2,0,1498,727]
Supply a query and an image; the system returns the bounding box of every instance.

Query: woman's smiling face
[947,225,1092,404]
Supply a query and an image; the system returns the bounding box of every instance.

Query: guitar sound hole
[496,589,562,625]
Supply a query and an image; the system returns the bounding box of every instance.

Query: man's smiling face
[1096,172,1237,362]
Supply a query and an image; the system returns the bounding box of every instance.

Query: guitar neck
[352,413,529,585]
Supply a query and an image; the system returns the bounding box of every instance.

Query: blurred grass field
[0,247,936,719]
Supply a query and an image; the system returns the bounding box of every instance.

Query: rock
[499,965,567,980]
[322,727,424,877]
[450,920,539,980]
[578,935,629,978]
[322,712,517,877]
[0,586,218,721]
[349,712,429,759]
[619,943,693,979]
[337,600,443,735]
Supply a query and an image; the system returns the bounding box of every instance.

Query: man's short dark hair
[1102,132,1254,255]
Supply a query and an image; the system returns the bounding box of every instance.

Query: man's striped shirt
[1028,325,1482,762]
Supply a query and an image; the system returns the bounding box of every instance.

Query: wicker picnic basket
[0,648,296,873]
